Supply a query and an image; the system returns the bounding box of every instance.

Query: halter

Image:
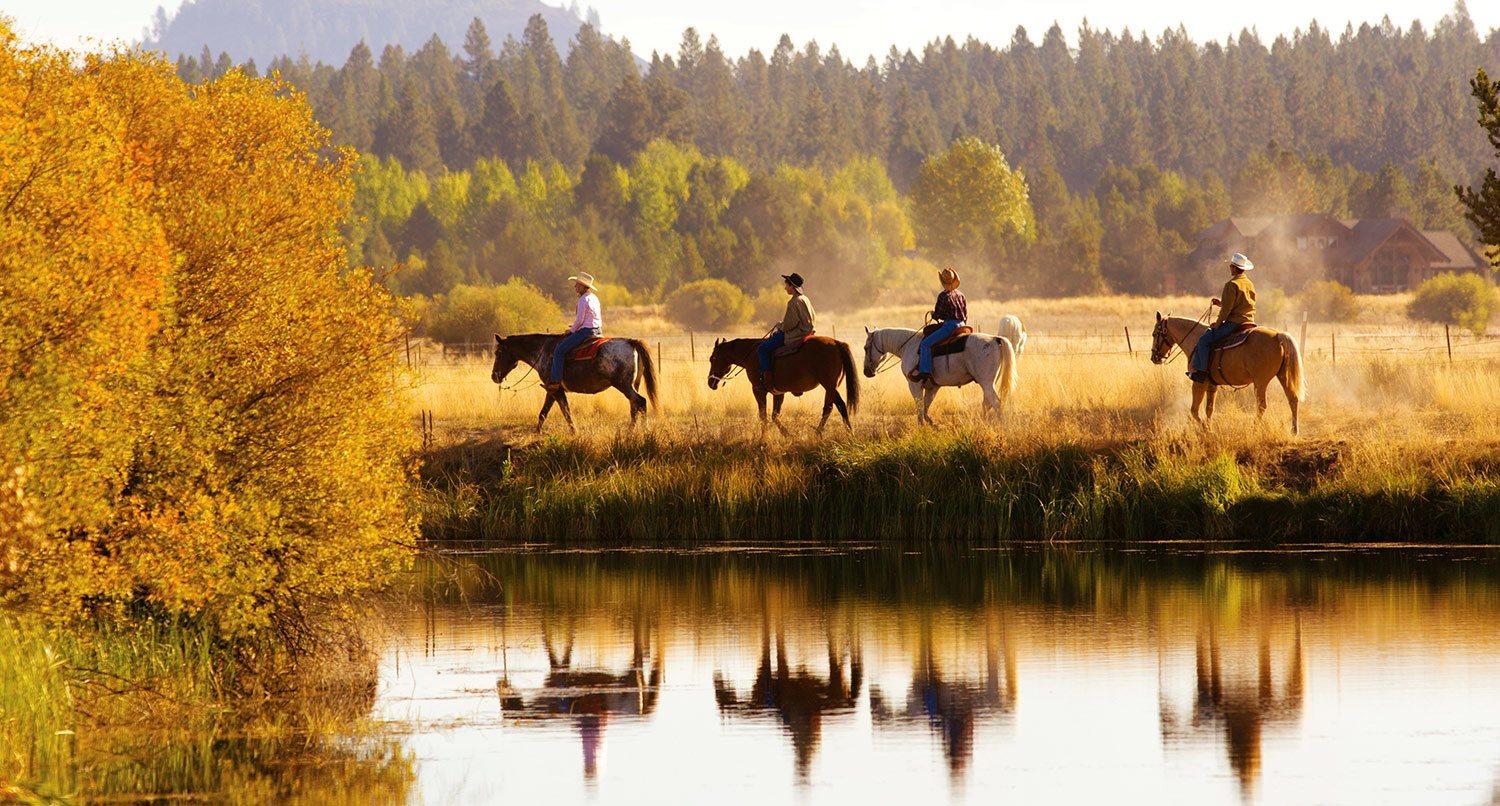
[707,365,745,386]
[1155,304,1214,365]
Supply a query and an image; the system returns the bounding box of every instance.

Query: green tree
[910,137,1035,288]
[1457,68,1500,270]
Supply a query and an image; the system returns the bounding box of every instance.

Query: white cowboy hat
[567,272,597,290]
[1228,253,1254,271]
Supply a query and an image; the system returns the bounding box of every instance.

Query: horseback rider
[909,267,967,384]
[545,271,603,391]
[758,273,815,392]
[1189,253,1256,383]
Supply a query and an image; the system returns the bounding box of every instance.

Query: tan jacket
[777,293,815,346]
[1216,274,1256,325]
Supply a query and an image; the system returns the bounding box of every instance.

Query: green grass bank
[419,430,1500,544]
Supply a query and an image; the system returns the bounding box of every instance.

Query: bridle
[1152,304,1214,365]
[866,329,922,376]
[707,364,744,387]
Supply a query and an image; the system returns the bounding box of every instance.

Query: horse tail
[836,340,860,416]
[627,338,659,410]
[1278,332,1303,401]
[995,336,1018,397]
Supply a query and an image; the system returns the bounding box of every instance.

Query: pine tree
[594,73,651,164]
[1456,69,1500,268]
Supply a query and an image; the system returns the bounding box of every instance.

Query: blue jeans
[918,320,964,374]
[1190,323,1239,375]
[550,327,600,383]
[757,331,785,374]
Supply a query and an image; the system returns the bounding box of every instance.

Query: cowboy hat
[781,273,805,289]
[567,271,597,290]
[1228,253,1255,271]
[938,267,961,288]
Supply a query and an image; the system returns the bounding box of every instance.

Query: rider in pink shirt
[547,272,603,390]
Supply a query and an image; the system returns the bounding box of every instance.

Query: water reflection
[381,546,1500,804]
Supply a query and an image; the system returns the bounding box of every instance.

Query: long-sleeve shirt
[776,294,815,344]
[569,291,602,332]
[1215,275,1256,325]
[932,289,967,323]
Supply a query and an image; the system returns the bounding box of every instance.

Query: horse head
[861,326,881,378]
[491,333,520,383]
[706,337,733,390]
[1149,312,1173,365]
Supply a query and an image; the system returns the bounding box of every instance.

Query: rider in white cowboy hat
[1189,253,1257,383]
[546,271,603,391]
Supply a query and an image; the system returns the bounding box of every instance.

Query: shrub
[1407,272,1497,334]
[1,42,414,639]
[424,280,562,347]
[595,281,640,307]
[665,279,752,330]
[1256,287,1291,325]
[1299,280,1359,323]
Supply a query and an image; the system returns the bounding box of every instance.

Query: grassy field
[411,294,1500,544]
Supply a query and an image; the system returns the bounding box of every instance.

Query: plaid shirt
[933,289,967,323]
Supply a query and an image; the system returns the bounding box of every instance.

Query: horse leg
[772,394,790,437]
[620,379,647,426]
[536,392,556,433]
[755,388,769,435]
[830,385,851,432]
[978,378,1002,422]
[554,391,577,434]
[1254,381,1269,424]
[817,388,834,434]
[1204,385,1218,423]
[1190,383,1205,428]
[908,380,925,425]
[920,385,940,426]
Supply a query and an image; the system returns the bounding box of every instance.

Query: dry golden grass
[411,294,1500,450]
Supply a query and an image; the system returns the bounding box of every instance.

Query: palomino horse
[1149,313,1303,434]
[491,333,658,432]
[861,326,1017,425]
[706,335,859,435]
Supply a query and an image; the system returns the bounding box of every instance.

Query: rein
[708,365,745,386]
[871,329,923,375]
[1159,304,1214,365]
[495,353,543,393]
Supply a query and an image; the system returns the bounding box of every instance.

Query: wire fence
[406,323,1500,369]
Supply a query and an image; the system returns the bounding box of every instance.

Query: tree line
[172,7,1497,302]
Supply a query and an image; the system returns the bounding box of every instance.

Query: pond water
[373,545,1500,805]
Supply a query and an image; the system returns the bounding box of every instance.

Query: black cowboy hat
[781,273,805,289]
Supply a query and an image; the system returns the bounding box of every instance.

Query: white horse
[862,326,1018,425]
[997,315,1027,355]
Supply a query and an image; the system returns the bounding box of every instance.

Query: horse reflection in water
[712,620,863,783]
[496,619,664,782]
[1160,624,1304,798]
[870,616,1018,785]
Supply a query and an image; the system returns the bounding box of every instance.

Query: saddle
[1206,323,1263,386]
[566,336,610,362]
[772,331,815,358]
[920,323,975,358]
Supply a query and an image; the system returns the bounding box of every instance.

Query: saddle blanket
[1207,324,1268,386]
[566,336,610,362]
[919,323,975,358]
[1211,322,1258,354]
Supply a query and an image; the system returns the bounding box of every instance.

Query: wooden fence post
[1124,326,1134,357]
[1331,331,1337,366]
[657,341,663,367]
[405,332,412,367]
[690,331,696,362]
[1300,311,1308,352]
[1445,324,1453,365]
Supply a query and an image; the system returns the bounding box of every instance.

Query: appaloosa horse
[491,333,658,432]
[1149,312,1303,434]
[706,335,859,434]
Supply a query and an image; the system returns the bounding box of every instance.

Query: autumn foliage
[0,26,414,638]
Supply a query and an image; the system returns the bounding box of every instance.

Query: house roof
[1421,230,1485,270]
[1339,218,1448,265]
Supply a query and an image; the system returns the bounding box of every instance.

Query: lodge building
[1187,215,1488,293]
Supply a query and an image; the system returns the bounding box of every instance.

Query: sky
[1,0,1493,60]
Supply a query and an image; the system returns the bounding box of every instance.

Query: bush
[595,281,640,307]
[0,45,414,638]
[665,279,752,330]
[1256,287,1291,325]
[1299,280,1358,323]
[1407,272,1497,334]
[424,281,562,347]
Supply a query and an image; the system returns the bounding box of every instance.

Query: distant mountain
[141,0,595,65]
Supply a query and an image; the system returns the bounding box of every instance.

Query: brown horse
[706,335,859,434]
[491,333,658,432]
[1150,313,1303,434]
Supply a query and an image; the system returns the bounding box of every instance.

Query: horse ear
[1154,311,1162,323]
[863,325,871,335]
[494,333,503,344]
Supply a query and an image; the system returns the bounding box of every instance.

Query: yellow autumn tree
[0,26,414,639]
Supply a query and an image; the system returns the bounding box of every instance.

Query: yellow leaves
[0,38,414,639]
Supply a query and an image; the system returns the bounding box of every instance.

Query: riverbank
[417,427,1500,544]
